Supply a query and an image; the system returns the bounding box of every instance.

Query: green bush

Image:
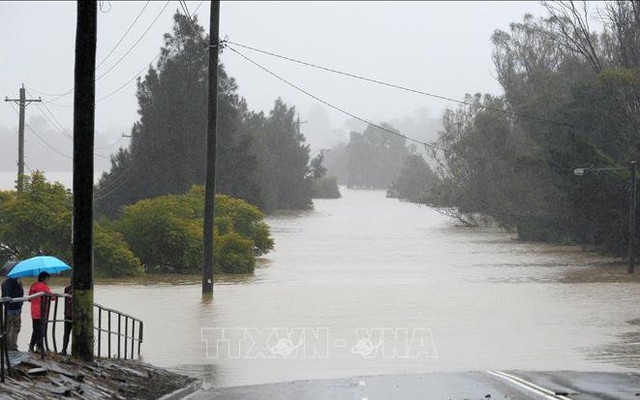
[215,231,255,274]
[114,186,274,274]
[0,172,72,262]
[94,224,143,278]
[114,194,202,273]
[0,172,142,278]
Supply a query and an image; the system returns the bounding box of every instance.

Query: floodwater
[29,188,640,387]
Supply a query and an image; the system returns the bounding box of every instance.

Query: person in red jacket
[28,272,55,353]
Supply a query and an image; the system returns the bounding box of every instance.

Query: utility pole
[296,113,307,137]
[4,85,41,192]
[203,0,220,297]
[629,161,637,274]
[72,0,97,361]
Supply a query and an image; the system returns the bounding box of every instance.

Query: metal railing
[0,292,144,382]
[0,303,9,383]
[94,302,143,359]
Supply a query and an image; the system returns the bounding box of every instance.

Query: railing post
[52,297,59,353]
[39,296,46,359]
[130,320,135,359]
[108,310,111,358]
[117,314,121,359]
[124,317,128,360]
[138,321,143,357]
[1,302,5,383]
[3,303,8,378]
[82,302,143,361]
[97,307,102,358]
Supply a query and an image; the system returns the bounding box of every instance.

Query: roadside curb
[157,380,204,400]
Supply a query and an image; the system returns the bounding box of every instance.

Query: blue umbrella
[8,256,71,278]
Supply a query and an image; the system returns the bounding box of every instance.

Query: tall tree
[347,123,408,189]
[96,12,259,216]
[255,99,313,211]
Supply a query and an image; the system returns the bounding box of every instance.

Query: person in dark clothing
[60,284,72,355]
[1,276,24,351]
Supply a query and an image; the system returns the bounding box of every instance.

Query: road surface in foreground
[187,371,640,400]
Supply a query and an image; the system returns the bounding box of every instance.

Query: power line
[94,160,144,201]
[226,40,578,130]
[37,1,170,105]
[192,0,205,14]
[29,1,151,98]
[33,99,72,140]
[96,1,151,69]
[28,125,72,160]
[95,1,171,82]
[8,102,72,159]
[179,0,206,42]
[226,45,446,153]
[98,1,209,102]
[96,51,162,102]
[97,3,210,199]
[226,45,581,175]
[25,90,111,158]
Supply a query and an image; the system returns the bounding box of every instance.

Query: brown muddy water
[21,188,640,388]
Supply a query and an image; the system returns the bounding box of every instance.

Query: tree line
[424,1,640,256]
[96,12,335,218]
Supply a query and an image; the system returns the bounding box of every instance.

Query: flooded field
[22,188,640,388]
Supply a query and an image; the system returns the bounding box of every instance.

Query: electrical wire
[96,1,151,69]
[97,1,208,103]
[96,51,162,102]
[95,1,171,82]
[25,90,111,159]
[192,0,205,14]
[178,0,208,46]
[8,103,71,159]
[37,1,169,105]
[226,45,448,154]
[226,45,585,176]
[33,98,72,140]
[93,160,145,201]
[226,40,578,130]
[97,2,211,199]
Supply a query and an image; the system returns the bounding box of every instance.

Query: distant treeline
[423,1,640,256]
[96,12,338,218]
[324,2,640,259]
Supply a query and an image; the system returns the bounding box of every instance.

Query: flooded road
[44,188,640,387]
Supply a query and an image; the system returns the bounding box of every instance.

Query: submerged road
[187,371,640,400]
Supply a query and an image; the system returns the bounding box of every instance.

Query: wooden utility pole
[203,0,220,296]
[629,161,637,274]
[4,85,41,192]
[72,0,97,361]
[296,113,307,137]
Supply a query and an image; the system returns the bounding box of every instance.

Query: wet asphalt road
[185,371,640,400]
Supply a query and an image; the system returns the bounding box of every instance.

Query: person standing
[1,276,24,351]
[28,272,54,353]
[60,283,72,355]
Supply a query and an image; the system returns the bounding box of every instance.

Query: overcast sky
[0,1,605,187]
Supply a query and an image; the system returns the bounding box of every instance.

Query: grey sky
[0,1,605,187]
